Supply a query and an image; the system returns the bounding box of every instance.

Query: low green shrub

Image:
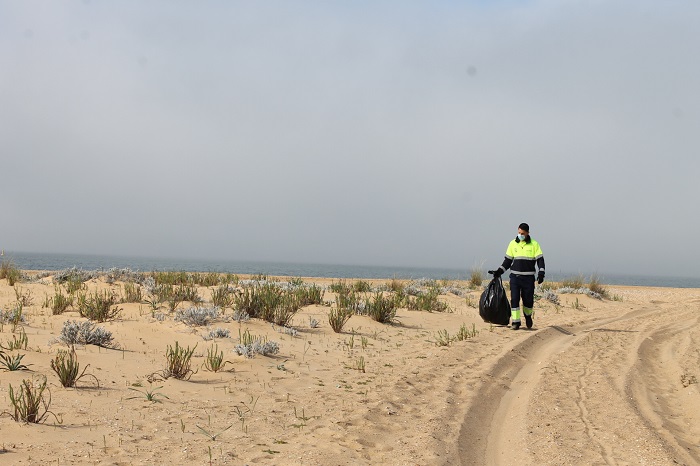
[77,290,122,322]
[211,285,235,308]
[203,344,231,372]
[163,341,197,380]
[366,292,398,323]
[352,280,372,293]
[50,347,99,388]
[122,282,142,303]
[127,383,169,403]
[266,293,301,327]
[561,274,585,289]
[44,286,74,315]
[8,376,60,424]
[335,288,362,314]
[386,278,404,293]
[328,307,352,333]
[174,284,202,303]
[234,283,282,320]
[292,284,325,306]
[1,328,28,351]
[455,323,479,341]
[588,275,608,298]
[0,260,22,286]
[407,287,449,312]
[14,286,34,307]
[0,351,31,371]
[469,267,484,288]
[329,280,351,294]
[1,303,25,332]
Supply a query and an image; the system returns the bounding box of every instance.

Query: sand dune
[0,273,698,465]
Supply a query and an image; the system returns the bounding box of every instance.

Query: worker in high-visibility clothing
[488,223,545,330]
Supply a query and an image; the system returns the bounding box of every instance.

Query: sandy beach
[0,271,698,465]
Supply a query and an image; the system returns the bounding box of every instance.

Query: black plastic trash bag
[479,277,511,325]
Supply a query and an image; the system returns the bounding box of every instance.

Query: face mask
[518,234,526,241]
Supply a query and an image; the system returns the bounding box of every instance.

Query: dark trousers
[510,274,535,310]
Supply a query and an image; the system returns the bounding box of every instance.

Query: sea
[4,251,699,289]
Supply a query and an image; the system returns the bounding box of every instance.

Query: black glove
[537,272,544,284]
[488,269,503,278]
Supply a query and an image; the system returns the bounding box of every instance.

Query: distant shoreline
[4,251,698,289]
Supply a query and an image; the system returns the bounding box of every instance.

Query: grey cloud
[1,1,698,278]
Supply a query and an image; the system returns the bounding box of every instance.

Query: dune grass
[0,260,22,286]
[77,290,122,322]
[8,376,61,424]
[163,341,197,380]
[50,347,99,388]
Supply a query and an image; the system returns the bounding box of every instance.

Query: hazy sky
[1,1,698,278]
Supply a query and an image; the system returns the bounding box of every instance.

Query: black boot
[511,321,520,330]
[525,314,533,329]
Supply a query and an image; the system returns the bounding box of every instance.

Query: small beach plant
[50,347,99,388]
[121,282,142,303]
[434,329,452,347]
[163,341,197,380]
[0,351,31,371]
[267,293,301,326]
[407,287,449,313]
[203,344,232,372]
[1,328,28,351]
[204,327,231,340]
[45,286,73,315]
[127,383,169,403]
[64,274,86,294]
[1,303,25,332]
[335,287,361,315]
[13,286,33,307]
[211,284,235,308]
[588,275,607,298]
[366,292,398,324]
[561,274,585,289]
[455,323,479,341]
[354,356,366,373]
[174,306,220,327]
[386,278,404,293]
[166,293,184,314]
[77,290,122,322]
[59,320,116,348]
[175,283,202,304]
[234,329,280,358]
[469,265,484,288]
[292,283,325,306]
[0,260,22,286]
[149,282,174,306]
[328,306,353,333]
[7,376,61,424]
[196,423,233,441]
[329,280,350,294]
[352,280,372,293]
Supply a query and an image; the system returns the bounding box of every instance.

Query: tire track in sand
[625,311,700,465]
[575,347,617,466]
[456,326,578,466]
[456,308,661,466]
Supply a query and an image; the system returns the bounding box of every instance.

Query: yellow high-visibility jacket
[499,236,545,277]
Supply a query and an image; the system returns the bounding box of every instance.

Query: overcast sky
[1,1,698,278]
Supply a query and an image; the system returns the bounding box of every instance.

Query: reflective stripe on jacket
[499,236,545,276]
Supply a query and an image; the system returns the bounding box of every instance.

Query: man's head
[518,223,530,236]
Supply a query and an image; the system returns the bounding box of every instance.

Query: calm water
[5,251,699,289]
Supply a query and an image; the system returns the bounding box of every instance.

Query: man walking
[489,223,545,330]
